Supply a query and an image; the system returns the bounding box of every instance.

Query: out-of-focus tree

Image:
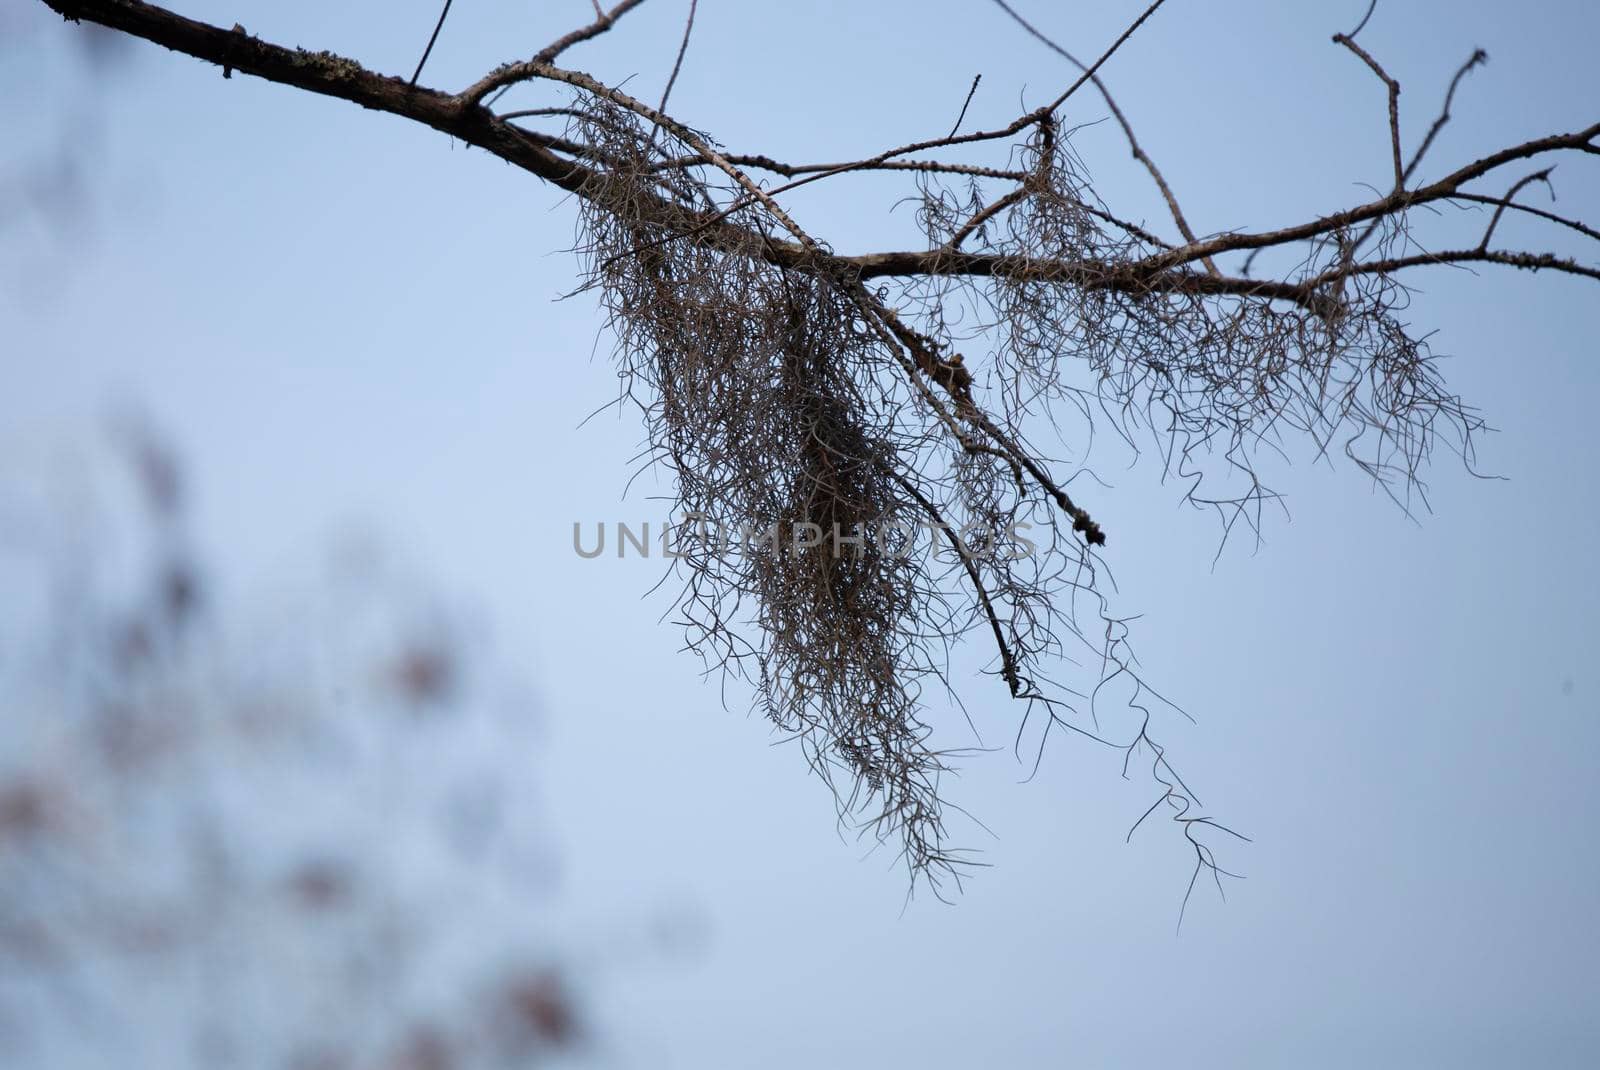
[0,427,599,1069]
[0,5,131,236]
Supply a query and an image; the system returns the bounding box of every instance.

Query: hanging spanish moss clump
[572,97,973,885]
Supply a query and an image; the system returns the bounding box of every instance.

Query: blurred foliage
[0,425,595,1069]
[0,6,132,236]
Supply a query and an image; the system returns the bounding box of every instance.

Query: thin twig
[1405,49,1488,184]
[463,0,648,102]
[720,0,1171,207]
[1345,0,1378,40]
[409,0,454,86]
[948,74,981,138]
[1477,168,1556,250]
[649,0,697,145]
[987,0,1218,274]
[1333,31,1405,192]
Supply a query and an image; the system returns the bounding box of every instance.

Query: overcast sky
[5,1,1599,1066]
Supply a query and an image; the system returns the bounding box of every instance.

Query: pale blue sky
[4,1,1599,1066]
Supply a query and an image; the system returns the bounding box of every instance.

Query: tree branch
[40,0,1596,905]
[38,0,1600,331]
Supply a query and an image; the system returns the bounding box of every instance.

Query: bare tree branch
[35,0,1598,903]
[1333,30,1406,192]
